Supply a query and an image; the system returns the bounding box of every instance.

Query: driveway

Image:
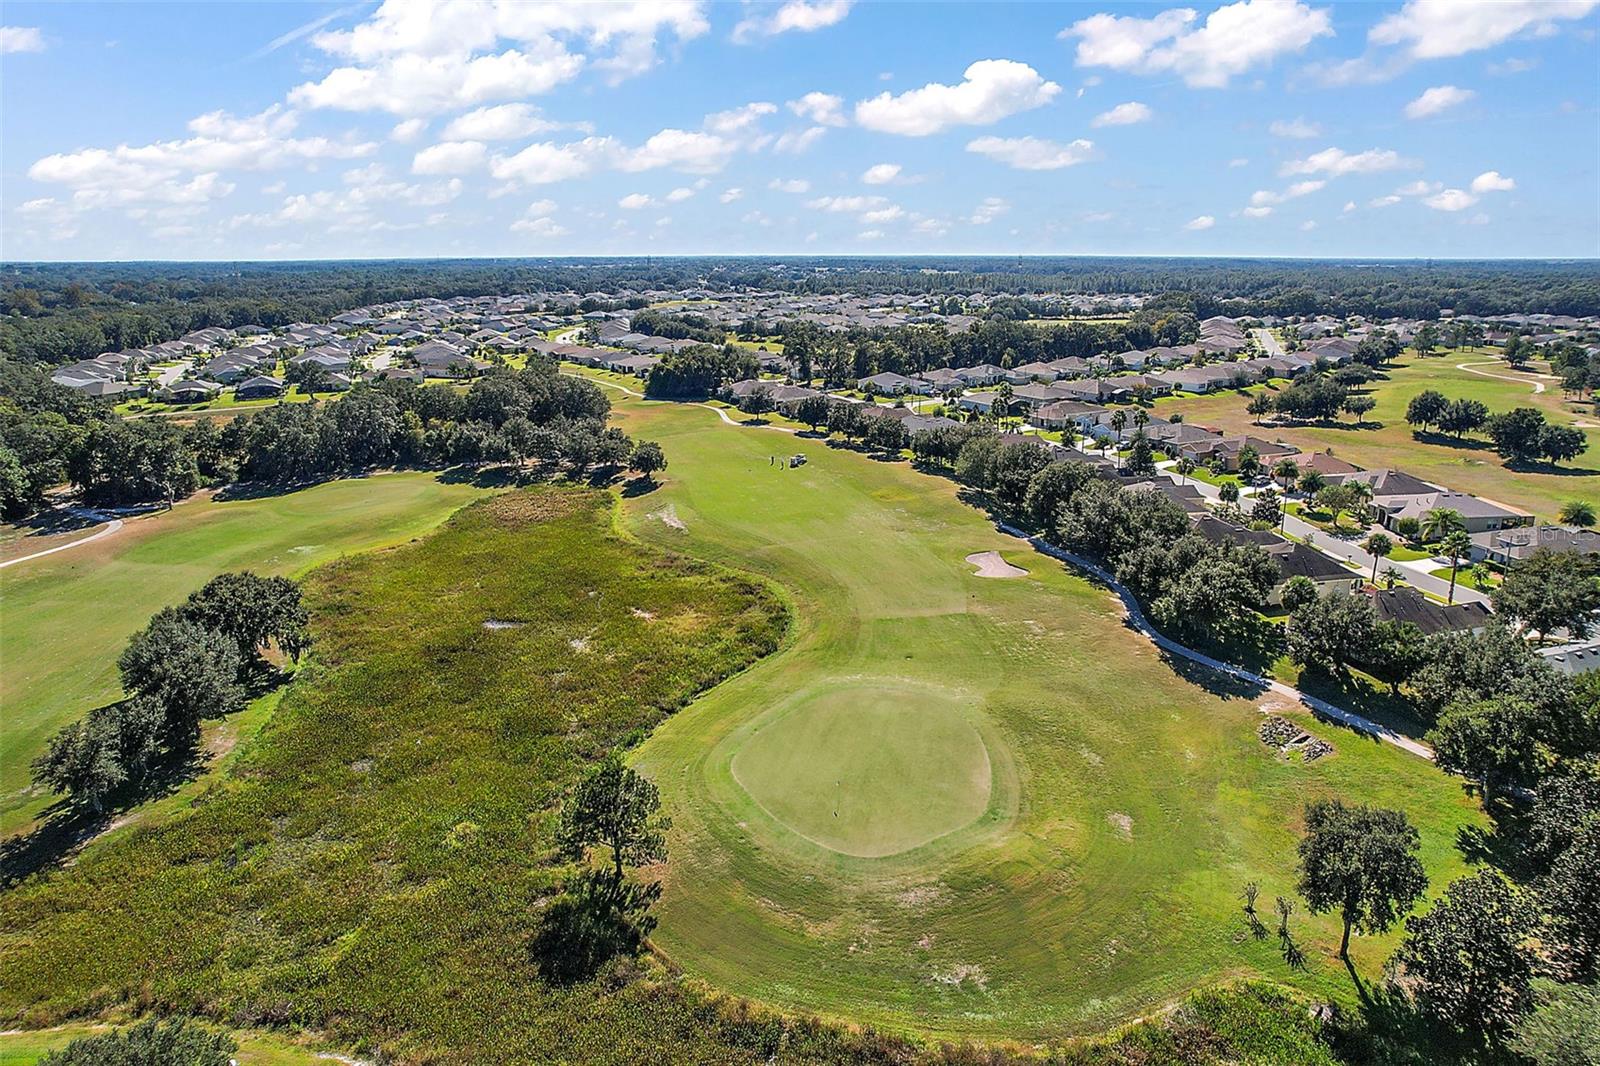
[1253,327,1285,357]
[1153,464,1490,606]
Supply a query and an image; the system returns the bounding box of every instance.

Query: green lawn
[595,388,1486,1042]
[0,472,497,834]
[1157,350,1600,520]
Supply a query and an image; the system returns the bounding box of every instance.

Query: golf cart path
[569,371,797,432]
[998,523,1435,762]
[575,368,1434,763]
[0,513,124,570]
[1455,360,1558,395]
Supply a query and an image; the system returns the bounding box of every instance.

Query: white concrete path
[999,523,1435,761]
[1,513,124,570]
[1455,360,1559,395]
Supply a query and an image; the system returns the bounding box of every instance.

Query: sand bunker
[652,504,687,531]
[966,551,1027,578]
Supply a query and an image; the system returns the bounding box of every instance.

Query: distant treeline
[0,359,638,519]
[3,257,1597,366]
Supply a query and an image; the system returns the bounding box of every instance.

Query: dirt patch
[651,504,687,531]
[893,884,947,909]
[1106,812,1134,840]
[482,619,525,631]
[931,963,988,989]
[569,637,590,653]
[966,550,1028,578]
[630,607,655,620]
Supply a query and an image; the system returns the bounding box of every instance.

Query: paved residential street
[1150,460,1491,606]
[1252,326,1285,357]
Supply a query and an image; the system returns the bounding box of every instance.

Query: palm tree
[1348,481,1375,529]
[1298,470,1326,497]
[1132,408,1150,434]
[1421,506,1465,545]
[1273,458,1300,491]
[1559,499,1596,528]
[1175,456,1196,484]
[1441,529,1473,605]
[1110,408,1128,443]
[1470,562,1494,590]
[1237,445,1262,481]
[1363,532,1393,584]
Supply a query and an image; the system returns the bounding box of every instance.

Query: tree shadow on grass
[4,508,108,541]
[0,746,207,887]
[1505,458,1600,478]
[1412,430,1494,452]
[619,476,661,498]
[435,464,522,488]
[1327,975,1510,1066]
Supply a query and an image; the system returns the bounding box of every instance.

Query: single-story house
[1366,586,1492,636]
[1539,639,1600,677]
[1033,400,1109,433]
[916,367,964,391]
[858,372,932,396]
[1288,451,1362,478]
[956,391,1004,414]
[1470,524,1600,565]
[1011,361,1061,382]
[166,378,223,403]
[1372,490,1534,535]
[955,364,1006,386]
[236,375,285,400]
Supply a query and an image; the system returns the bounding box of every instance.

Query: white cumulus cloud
[1470,170,1515,193]
[733,0,853,43]
[1064,0,1332,88]
[969,197,1009,224]
[442,102,567,140]
[861,163,902,185]
[1091,101,1153,127]
[1424,188,1477,211]
[1,26,46,53]
[512,215,568,237]
[1404,85,1476,118]
[1280,147,1412,177]
[1184,214,1216,230]
[411,140,487,174]
[854,59,1060,136]
[1370,0,1599,59]
[290,2,710,115]
[391,118,428,142]
[966,135,1097,170]
[787,91,848,126]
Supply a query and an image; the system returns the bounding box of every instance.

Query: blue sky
[3,0,1597,261]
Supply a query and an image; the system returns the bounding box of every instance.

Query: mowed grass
[0,472,497,834]
[596,384,1488,1042]
[1156,349,1599,518]
[0,490,790,1063]
[730,682,996,859]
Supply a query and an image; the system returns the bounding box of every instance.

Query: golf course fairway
[595,377,1487,1042]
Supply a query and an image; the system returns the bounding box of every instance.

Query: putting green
[730,683,992,858]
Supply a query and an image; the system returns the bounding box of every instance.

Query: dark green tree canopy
[1297,798,1428,958]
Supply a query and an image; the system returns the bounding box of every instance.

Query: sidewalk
[997,522,1434,761]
